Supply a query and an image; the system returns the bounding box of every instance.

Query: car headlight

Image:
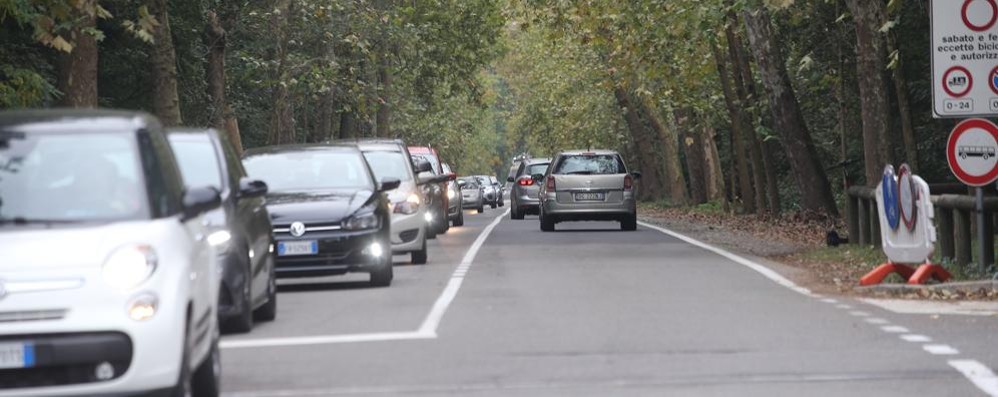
[447,189,456,199]
[342,212,379,230]
[207,229,232,252]
[393,194,421,215]
[103,245,157,290]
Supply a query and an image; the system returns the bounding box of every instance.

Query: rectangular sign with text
[932,0,998,118]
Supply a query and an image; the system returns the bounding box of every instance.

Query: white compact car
[0,110,223,396]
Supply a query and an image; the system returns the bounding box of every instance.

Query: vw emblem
[289,222,306,237]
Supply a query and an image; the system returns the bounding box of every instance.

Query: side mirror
[531,173,545,181]
[446,172,457,181]
[631,171,642,180]
[238,178,268,199]
[182,186,222,221]
[507,176,514,183]
[457,180,467,187]
[379,177,402,192]
[413,160,432,174]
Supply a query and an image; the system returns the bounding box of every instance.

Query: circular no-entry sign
[943,66,973,98]
[963,0,998,32]
[947,118,998,186]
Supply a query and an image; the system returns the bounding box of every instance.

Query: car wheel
[221,277,252,334]
[511,204,523,220]
[412,237,428,265]
[253,263,277,322]
[540,211,555,232]
[436,208,449,235]
[191,334,221,397]
[498,199,504,207]
[369,253,393,287]
[171,318,193,397]
[490,202,497,209]
[621,214,638,231]
[453,210,464,226]
[477,203,485,213]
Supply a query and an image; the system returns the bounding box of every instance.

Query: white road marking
[881,325,910,333]
[949,360,998,397]
[836,304,853,309]
[860,298,998,316]
[900,334,932,343]
[864,317,889,324]
[848,310,870,317]
[821,298,838,304]
[923,344,960,355]
[221,209,508,349]
[637,221,814,296]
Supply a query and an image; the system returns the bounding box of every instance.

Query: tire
[369,253,393,287]
[253,263,277,322]
[453,210,464,227]
[498,199,504,207]
[411,237,428,265]
[171,317,193,397]
[490,202,497,209]
[540,211,555,232]
[192,336,221,397]
[511,204,523,220]
[621,214,637,231]
[477,204,484,214]
[220,280,252,334]
[436,208,449,235]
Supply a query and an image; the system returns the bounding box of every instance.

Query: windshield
[459,178,479,189]
[0,132,147,223]
[553,155,624,175]
[362,151,412,182]
[168,137,223,190]
[526,163,549,177]
[243,150,372,192]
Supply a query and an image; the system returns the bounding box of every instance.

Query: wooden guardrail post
[982,210,994,268]
[955,208,972,267]
[858,197,871,246]
[870,202,881,247]
[937,206,955,262]
[846,193,859,245]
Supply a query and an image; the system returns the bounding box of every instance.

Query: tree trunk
[269,0,295,144]
[339,109,356,139]
[702,124,728,210]
[613,86,665,201]
[676,108,707,204]
[148,0,182,126]
[638,97,689,206]
[762,139,782,213]
[376,50,392,137]
[845,0,891,185]
[203,10,242,154]
[317,91,336,142]
[887,30,918,171]
[712,41,755,213]
[743,7,838,216]
[57,3,98,108]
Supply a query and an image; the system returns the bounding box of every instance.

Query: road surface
[220,207,998,396]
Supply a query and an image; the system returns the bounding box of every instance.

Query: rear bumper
[542,194,635,219]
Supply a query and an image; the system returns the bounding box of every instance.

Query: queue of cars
[0,109,503,396]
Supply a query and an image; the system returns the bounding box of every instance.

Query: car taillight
[624,174,633,190]
[518,178,534,186]
[546,176,556,191]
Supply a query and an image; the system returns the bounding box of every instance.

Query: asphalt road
[219,206,998,396]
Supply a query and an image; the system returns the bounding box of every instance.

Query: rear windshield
[0,132,149,223]
[460,179,479,189]
[525,163,550,177]
[552,155,624,175]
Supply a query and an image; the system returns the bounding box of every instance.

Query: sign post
[931,0,998,118]
[946,118,998,270]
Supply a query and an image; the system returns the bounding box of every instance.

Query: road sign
[897,164,917,231]
[881,165,900,231]
[947,118,998,185]
[931,0,998,118]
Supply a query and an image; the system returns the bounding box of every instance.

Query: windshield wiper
[0,217,81,226]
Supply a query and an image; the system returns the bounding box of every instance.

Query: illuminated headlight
[102,245,157,290]
[342,212,379,230]
[393,194,421,215]
[447,189,456,199]
[127,293,158,321]
[207,230,232,251]
[424,211,434,223]
[367,242,384,257]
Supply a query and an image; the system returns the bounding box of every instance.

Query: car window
[0,132,150,223]
[411,154,440,175]
[363,150,413,182]
[243,150,373,192]
[168,137,224,191]
[552,155,624,175]
[527,163,550,177]
[218,132,245,189]
[460,179,479,189]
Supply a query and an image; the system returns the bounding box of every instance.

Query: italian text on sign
[932,0,998,118]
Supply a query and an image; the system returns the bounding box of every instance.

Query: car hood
[266,189,375,225]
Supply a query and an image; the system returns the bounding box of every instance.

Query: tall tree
[57,2,99,107]
[638,97,689,206]
[845,0,891,185]
[742,7,838,216]
[148,0,182,126]
[204,10,242,153]
[269,0,295,144]
[713,40,756,213]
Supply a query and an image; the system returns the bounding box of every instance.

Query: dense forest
[0,0,957,216]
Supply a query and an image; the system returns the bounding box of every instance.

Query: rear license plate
[574,192,606,201]
[0,342,32,369]
[278,241,318,256]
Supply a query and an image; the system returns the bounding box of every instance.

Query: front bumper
[274,229,385,278]
[390,209,426,254]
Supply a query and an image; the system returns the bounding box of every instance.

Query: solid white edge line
[949,360,998,397]
[417,209,509,335]
[637,221,815,296]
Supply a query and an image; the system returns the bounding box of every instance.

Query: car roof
[526,158,552,165]
[0,108,161,133]
[242,143,361,157]
[330,138,405,150]
[408,146,438,155]
[558,150,619,156]
[165,128,218,141]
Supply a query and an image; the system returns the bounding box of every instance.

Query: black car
[242,145,400,287]
[168,128,277,333]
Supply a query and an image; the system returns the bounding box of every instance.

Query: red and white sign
[947,118,998,186]
[931,0,998,118]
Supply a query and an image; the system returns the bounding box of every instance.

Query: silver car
[475,175,498,209]
[489,176,505,207]
[538,150,640,231]
[508,158,551,219]
[459,177,486,213]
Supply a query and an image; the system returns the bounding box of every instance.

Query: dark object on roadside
[826,230,848,247]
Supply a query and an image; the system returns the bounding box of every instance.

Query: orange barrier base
[907,264,952,285]
[860,263,916,286]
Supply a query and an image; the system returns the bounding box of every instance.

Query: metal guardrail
[846,185,998,269]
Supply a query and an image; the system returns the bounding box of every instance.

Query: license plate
[278,241,318,256]
[0,342,32,369]
[574,192,605,201]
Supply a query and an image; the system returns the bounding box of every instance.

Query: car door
[218,133,272,303]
